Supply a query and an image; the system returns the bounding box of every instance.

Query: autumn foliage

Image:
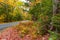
[0,21,49,40]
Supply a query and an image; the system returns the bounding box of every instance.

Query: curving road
[0,20,30,30]
[0,22,20,30]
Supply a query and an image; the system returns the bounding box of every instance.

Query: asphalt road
[0,22,20,30]
[0,20,30,30]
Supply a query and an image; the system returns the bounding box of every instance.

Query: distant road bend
[0,22,19,30]
[0,20,30,30]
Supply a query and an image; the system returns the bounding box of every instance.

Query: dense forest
[0,0,60,40]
